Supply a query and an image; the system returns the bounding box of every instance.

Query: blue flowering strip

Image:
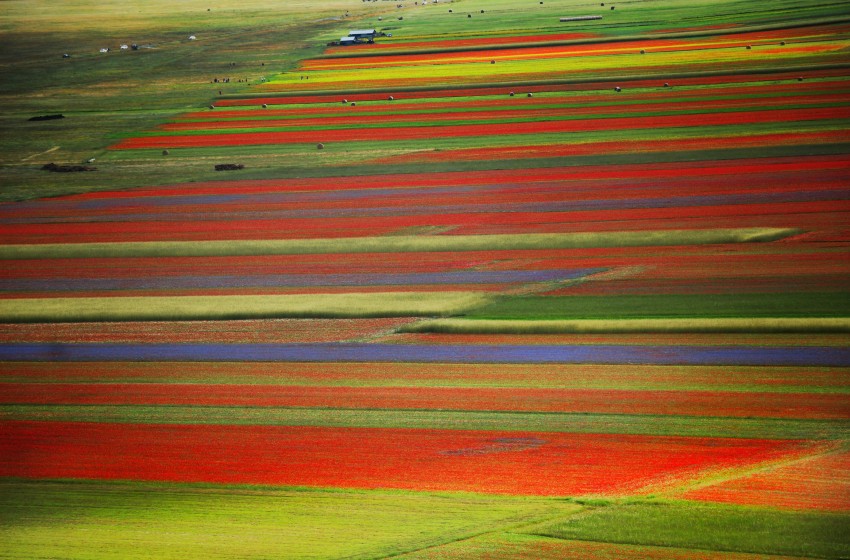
[0,343,847,366]
[0,269,602,292]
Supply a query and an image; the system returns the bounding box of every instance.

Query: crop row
[191,77,850,120]
[3,361,846,392]
[304,25,849,71]
[2,383,846,419]
[160,93,850,132]
[215,68,849,107]
[111,106,850,149]
[7,154,847,221]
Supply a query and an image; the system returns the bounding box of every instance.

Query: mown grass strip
[464,293,850,321]
[405,318,850,334]
[1,405,846,440]
[0,228,800,260]
[530,499,850,559]
[0,292,489,323]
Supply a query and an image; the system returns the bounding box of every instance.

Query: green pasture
[464,292,850,321]
[399,532,807,559]
[3,405,847,440]
[3,479,848,559]
[0,480,579,560]
[404,317,850,334]
[316,0,850,43]
[532,499,850,559]
[0,0,388,199]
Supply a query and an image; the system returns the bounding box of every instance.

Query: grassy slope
[0,0,390,200]
[0,480,579,560]
[3,1,848,201]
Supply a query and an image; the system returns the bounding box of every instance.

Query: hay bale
[614,86,621,92]
[640,49,645,54]
[28,114,64,122]
[262,103,268,109]
[351,102,356,107]
[490,59,495,64]
[214,163,244,171]
[780,41,786,46]
[798,76,804,81]
[509,91,515,96]
[317,143,325,150]
[209,105,215,110]
[745,45,752,49]
[42,163,96,173]
[527,92,533,97]
[342,99,348,104]
[388,95,394,101]
[162,150,169,156]
[663,82,669,87]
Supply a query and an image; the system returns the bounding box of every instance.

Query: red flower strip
[0,421,808,495]
[684,448,850,511]
[111,106,850,149]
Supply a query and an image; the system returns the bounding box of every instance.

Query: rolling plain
[1,0,849,557]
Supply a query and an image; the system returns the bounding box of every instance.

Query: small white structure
[188,35,197,40]
[560,15,602,22]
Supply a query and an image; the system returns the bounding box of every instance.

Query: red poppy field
[2,0,849,557]
[0,421,812,496]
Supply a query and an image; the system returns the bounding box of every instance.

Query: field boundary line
[656,440,846,498]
